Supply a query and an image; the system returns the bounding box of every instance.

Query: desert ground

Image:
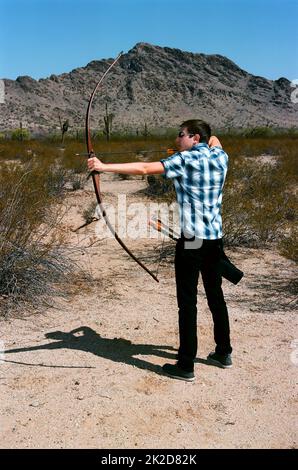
[0,174,297,449]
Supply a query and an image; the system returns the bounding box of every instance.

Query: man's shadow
[2,326,179,376]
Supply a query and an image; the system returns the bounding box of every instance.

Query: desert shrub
[45,164,68,197]
[278,228,298,263]
[60,141,87,173]
[0,139,58,162]
[72,176,84,191]
[244,127,275,138]
[145,175,175,201]
[68,171,85,191]
[0,161,76,316]
[11,128,31,141]
[222,154,297,247]
[82,201,98,224]
[117,173,133,180]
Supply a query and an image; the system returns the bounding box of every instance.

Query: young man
[88,119,232,382]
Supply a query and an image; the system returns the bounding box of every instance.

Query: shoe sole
[207,357,232,369]
[163,371,195,382]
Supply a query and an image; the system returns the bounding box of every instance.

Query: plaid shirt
[161,143,228,240]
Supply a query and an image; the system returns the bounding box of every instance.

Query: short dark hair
[180,119,211,143]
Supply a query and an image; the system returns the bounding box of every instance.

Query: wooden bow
[85,52,159,282]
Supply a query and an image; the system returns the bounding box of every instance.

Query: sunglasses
[178,131,194,138]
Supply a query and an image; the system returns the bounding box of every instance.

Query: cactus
[103,103,114,141]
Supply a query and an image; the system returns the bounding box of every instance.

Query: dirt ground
[0,174,297,449]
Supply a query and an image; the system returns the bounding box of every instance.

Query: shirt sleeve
[160,152,185,179]
[211,147,229,162]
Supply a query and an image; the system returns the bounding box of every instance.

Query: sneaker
[162,363,195,382]
[207,352,232,369]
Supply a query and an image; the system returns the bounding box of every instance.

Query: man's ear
[194,133,200,144]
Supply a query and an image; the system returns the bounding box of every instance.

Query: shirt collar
[192,143,209,150]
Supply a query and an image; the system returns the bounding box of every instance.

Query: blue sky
[1,0,297,81]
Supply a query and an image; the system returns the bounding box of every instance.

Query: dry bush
[0,139,90,193]
[68,172,86,191]
[60,141,87,173]
[222,157,296,247]
[278,228,298,263]
[82,201,98,224]
[145,175,175,201]
[0,160,78,316]
[0,139,58,162]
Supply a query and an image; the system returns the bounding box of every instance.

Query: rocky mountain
[1,42,297,134]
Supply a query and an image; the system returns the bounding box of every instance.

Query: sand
[0,174,297,449]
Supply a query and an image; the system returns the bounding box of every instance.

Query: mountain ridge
[1,42,296,133]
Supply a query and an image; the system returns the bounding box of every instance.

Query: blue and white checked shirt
[161,143,228,240]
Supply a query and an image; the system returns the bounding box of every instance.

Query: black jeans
[175,237,232,372]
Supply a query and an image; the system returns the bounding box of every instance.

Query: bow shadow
[3,326,177,376]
